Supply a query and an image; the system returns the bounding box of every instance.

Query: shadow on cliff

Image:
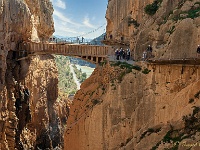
[5,50,31,150]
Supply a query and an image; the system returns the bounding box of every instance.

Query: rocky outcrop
[105,0,200,60]
[0,0,67,149]
[64,62,200,149]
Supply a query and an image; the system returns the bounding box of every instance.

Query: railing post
[65,45,69,55]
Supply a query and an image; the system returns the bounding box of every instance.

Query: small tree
[144,0,162,16]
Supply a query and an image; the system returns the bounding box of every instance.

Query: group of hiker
[114,45,153,61]
[115,47,131,61]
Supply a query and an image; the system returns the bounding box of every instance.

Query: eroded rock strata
[65,0,200,150]
[65,62,200,150]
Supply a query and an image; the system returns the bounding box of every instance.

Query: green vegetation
[167,26,175,34]
[144,0,163,16]
[142,68,151,74]
[91,99,101,105]
[194,91,200,98]
[110,61,151,81]
[54,55,77,95]
[110,61,142,82]
[172,5,200,21]
[151,106,200,150]
[177,0,185,9]
[128,17,140,27]
[111,61,141,71]
[140,127,161,142]
[99,60,108,66]
[72,64,87,83]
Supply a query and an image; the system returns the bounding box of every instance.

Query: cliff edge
[105,0,200,60]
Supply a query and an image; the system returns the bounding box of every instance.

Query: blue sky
[50,0,108,39]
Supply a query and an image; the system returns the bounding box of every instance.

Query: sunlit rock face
[64,0,200,149]
[0,0,67,149]
[105,0,200,60]
[64,62,200,150]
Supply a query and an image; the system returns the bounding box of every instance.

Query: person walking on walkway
[126,48,131,61]
[119,48,123,60]
[142,50,147,61]
[146,45,153,59]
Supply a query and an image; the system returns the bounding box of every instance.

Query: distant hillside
[69,57,96,68]
[89,33,105,45]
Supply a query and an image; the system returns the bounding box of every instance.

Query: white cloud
[83,16,96,29]
[53,9,80,26]
[55,0,66,9]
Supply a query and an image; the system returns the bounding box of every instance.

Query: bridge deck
[20,42,111,57]
[18,42,113,63]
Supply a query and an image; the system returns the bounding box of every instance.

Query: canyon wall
[64,0,200,149]
[0,0,67,149]
[105,0,200,60]
[65,62,200,149]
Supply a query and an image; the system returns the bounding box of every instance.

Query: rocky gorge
[0,0,200,150]
[65,0,200,150]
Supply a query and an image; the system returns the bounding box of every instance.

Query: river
[74,64,95,78]
[69,64,81,90]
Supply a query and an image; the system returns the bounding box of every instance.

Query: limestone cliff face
[65,63,200,149]
[0,0,65,149]
[105,0,200,60]
[64,0,200,149]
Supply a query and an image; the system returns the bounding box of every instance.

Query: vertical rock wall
[0,0,66,149]
[105,0,200,60]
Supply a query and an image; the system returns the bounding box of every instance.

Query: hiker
[122,49,126,59]
[126,49,131,61]
[142,50,147,61]
[146,45,152,52]
[115,48,119,60]
[119,48,123,60]
[146,45,153,59]
[197,45,200,57]
[115,48,118,59]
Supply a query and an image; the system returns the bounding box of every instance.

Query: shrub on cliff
[144,0,162,16]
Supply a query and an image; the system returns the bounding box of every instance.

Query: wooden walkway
[147,57,200,65]
[18,42,113,63]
